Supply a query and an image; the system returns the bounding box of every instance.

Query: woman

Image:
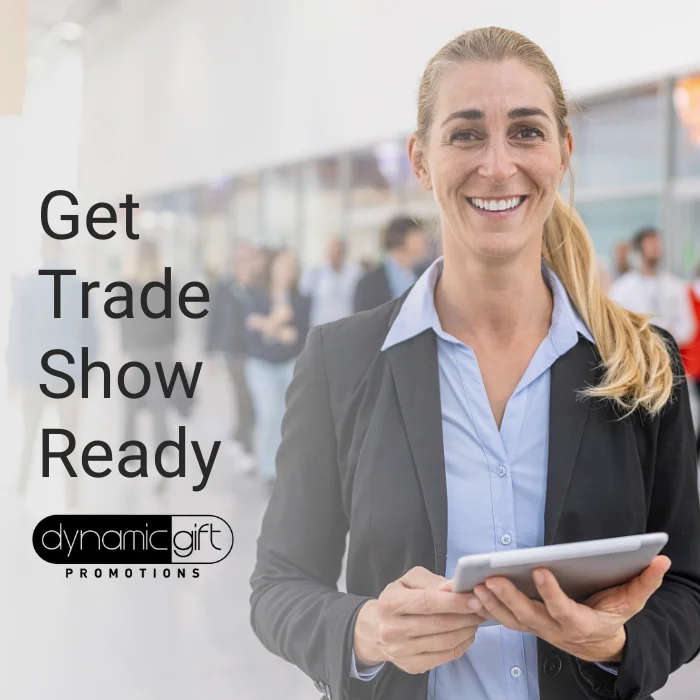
[244,248,311,490]
[250,28,700,700]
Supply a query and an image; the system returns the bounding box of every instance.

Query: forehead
[435,59,554,120]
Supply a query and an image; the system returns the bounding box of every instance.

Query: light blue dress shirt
[383,254,417,299]
[350,257,613,699]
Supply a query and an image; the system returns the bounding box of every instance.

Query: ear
[559,130,574,184]
[408,133,432,191]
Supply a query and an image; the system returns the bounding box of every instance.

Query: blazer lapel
[545,336,598,544]
[387,330,448,574]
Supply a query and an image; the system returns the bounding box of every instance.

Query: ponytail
[542,193,674,415]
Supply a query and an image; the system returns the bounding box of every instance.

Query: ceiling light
[58,22,83,42]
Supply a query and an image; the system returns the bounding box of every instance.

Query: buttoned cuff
[349,650,385,681]
[595,662,619,676]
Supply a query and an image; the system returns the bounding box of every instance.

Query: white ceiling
[28,0,117,55]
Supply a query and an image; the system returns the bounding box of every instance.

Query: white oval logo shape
[170,515,234,564]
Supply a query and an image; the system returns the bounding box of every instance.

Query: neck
[434,246,552,344]
[639,260,658,276]
[387,250,413,270]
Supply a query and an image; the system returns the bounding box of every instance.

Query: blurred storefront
[132,71,699,280]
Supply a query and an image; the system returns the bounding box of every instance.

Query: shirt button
[511,666,522,678]
[497,465,507,477]
[500,534,512,546]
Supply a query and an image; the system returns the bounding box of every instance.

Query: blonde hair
[416,27,675,415]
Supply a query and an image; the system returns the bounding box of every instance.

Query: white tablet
[452,533,668,610]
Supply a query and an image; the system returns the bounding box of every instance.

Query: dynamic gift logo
[33,514,234,565]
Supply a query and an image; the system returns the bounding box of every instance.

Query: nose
[477,136,518,184]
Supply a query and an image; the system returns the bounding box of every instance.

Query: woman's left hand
[473,555,671,663]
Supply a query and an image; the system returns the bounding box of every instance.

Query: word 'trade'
[43,425,219,492]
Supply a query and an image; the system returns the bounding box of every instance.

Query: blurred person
[120,239,177,494]
[251,28,700,700]
[353,216,428,312]
[244,249,310,491]
[679,261,700,452]
[597,256,612,294]
[5,238,98,507]
[613,240,631,279]
[206,241,257,472]
[609,228,695,346]
[301,238,361,326]
[414,225,443,276]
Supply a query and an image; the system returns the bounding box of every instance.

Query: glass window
[575,196,661,274]
[232,174,261,244]
[262,165,300,248]
[299,157,344,265]
[399,141,439,220]
[347,143,404,263]
[673,75,700,179]
[570,88,664,188]
[671,196,700,276]
[197,180,235,277]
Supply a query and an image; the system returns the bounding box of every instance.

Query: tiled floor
[1,335,698,699]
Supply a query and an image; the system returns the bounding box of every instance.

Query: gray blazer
[250,293,700,700]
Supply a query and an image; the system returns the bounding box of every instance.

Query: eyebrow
[441,107,552,127]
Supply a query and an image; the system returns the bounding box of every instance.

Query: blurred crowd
[8,216,700,503]
[205,216,432,492]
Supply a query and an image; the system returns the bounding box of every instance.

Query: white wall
[80,0,700,200]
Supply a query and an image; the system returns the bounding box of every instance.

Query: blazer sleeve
[249,325,372,700]
[614,335,700,699]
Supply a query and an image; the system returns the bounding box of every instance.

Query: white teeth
[469,196,523,211]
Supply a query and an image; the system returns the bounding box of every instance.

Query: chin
[468,231,528,261]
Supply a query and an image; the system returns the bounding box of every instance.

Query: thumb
[625,556,671,613]
[400,566,447,590]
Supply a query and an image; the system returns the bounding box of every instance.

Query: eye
[514,126,545,140]
[451,130,481,143]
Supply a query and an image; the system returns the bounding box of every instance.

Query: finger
[399,634,476,675]
[624,556,671,613]
[411,625,481,655]
[396,588,484,616]
[398,612,486,639]
[533,569,577,625]
[437,580,485,612]
[474,585,529,632]
[480,578,553,632]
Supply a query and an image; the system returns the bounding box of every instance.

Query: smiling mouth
[466,196,527,213]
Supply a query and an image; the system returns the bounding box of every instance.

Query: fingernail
[534,571,545,585]
[468,598,481,610]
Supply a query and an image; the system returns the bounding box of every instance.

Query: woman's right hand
[353,567,485,675]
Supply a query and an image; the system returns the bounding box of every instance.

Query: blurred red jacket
[680,283,700,379]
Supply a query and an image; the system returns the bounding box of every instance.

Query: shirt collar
[381,257,594,352]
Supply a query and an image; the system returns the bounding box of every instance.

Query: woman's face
[410,59,572,263]
[272,251,298,289]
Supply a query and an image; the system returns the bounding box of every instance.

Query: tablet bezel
[452,532,669,602]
